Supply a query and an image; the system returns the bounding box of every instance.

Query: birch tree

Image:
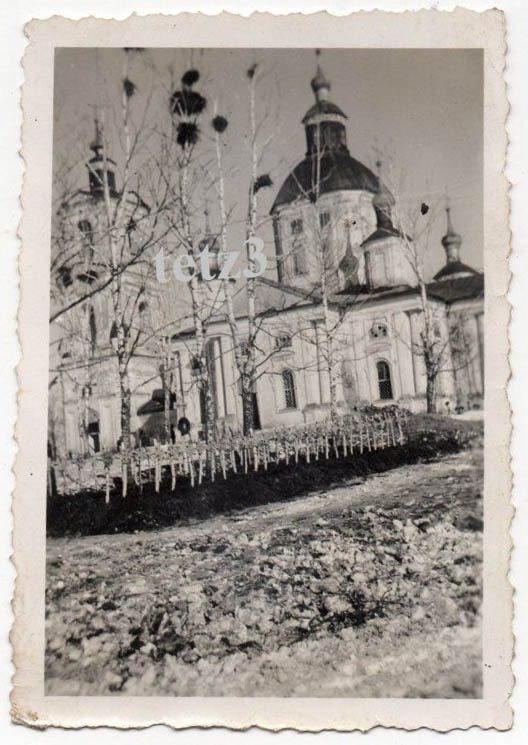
[210,62,274,435]
[162,66,220,442]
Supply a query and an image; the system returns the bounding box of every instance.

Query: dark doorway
[252,391,261,430]
[87,421,100,453]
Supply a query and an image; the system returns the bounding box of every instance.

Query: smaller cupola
[434,200,478,281]
[303,52,348,157]
[310,64,331,103]
[87,118,117,197]
[441,201,462,264]
[198,206,221,280]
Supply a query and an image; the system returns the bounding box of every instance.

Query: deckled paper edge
[11,8,513,732]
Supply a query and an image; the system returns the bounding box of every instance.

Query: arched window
[78,219,95,265]
[78,219,93,243]
[377,360,393,400]
[319,212,331,230]
[282,368,297,409]
[290,219,306,276]
[138,300,148,322]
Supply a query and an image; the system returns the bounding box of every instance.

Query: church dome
[271,60,383,212]
[271,151,380,211]
[433,261,478,281]
[310,64,331,96]
[434,203,476,281]
[301,100,348,124]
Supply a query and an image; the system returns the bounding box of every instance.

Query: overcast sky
[53,47,483,279]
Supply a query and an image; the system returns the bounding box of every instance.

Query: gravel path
[46,445,483,697]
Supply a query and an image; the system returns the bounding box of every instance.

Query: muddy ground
[45,442,483,697]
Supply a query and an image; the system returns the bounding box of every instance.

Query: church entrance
[252,391,261,430]
[87,419,100,454]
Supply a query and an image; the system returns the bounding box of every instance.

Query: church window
[78,219,93,244]
[58,264,73,288]
[78,219,95,263]
[379,253,390,285]
[291,218,303,235]
[138,301,149,329]
[368,250,389,286]
[292,242,306,275]
[369,322,388,340]
[323,123,339,149]
[240,340,250,358]
[377,360,393,400]
[319,212,331,230]
[275,334,293,350]
[290,219,306,274]
[90,168,116,194]
[281,369,297,409]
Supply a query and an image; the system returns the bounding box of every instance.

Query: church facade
[49,66,484,456]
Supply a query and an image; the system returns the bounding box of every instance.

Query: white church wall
[448,297,484,409]
[363,235,417,289]
[273,189,377,291]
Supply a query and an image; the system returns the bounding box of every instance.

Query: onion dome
[302,62,348,157]
[272,152,380,211]
[87,118,117,197]
[441,205,462,259]
[310,65,331,101]
[301,100,348,126]
[434,203,477,281]
[434,261,479,281]
[372,182,395,214]
[198,207,221,279]
[361,160,401,245]
[271,66,380,211]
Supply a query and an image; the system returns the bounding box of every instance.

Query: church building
[49,65,484,455]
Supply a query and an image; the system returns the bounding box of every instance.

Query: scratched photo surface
[43,46,487,699]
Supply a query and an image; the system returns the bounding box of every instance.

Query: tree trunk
[164,385,171,443]
[321,280,338,421]
[328,364,338,421]
[118,352,132,452]
[241,376,254,436]
[202,378,216,443]
[426,374,436,414]
[160,365,171,443]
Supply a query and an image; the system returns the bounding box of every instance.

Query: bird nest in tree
[170,89,207,117]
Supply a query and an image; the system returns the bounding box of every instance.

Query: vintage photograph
[45,45,485,698]
[12,8,511,731]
